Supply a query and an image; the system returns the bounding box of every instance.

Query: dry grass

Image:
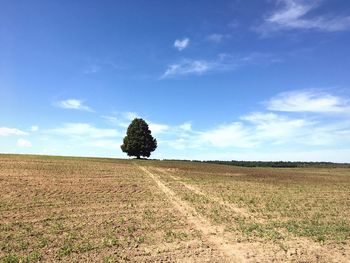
[1,155,349,262]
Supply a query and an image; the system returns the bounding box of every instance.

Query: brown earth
[0,155,349,262]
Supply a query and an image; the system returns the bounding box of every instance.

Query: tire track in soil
[155,167,350,263]
[137,165,245,263]
[155,168,261,223]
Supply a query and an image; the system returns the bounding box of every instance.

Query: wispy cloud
[163,112,350,151]
[161,53,280,78]
[12,89,349,162]
[43,95,350,160]
[0,127,28,136]
[96,91,350,154]
[56,99,93,112]
[267,90,350,113]
[161,60,213,78]
[236,52,283,65]
[101,111,171,135]
[179,122,192,131]
[30,125,39,132]
[102,112,140,128]
[101,115,119,125]
[102,111,169,136]
[174,38,190,51]
[198,122,257,148]
[257,0,350,34]
[17,138,32,147]
[51,123,119,138]
[149,123,169,135]
[241,112,313,144]
[186,114,309,149]
[159,90,350,151]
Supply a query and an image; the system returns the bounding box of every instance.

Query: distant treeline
[162,159,350,168]
[205,160,350,168]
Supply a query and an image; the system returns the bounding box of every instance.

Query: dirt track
[138,165,244,262]
[1,155,349,262]
[139,165,350,263]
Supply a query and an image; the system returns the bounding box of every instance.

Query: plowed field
[1,155,349,262]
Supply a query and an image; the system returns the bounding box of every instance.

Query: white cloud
[52,123,119,138]
[198,122,257,148]
[56,99,92,111]
[167,138,188,150]
[162,96,350,151]
[238,52,282,65]
[101,112,139,128]
[155,98,345,150]
[161,53,280,78]
[258,0,350,34]
[30,125,39,132]
[242,112,312,144]
[6,90,350,162]
[149,123,169,135]
[0,127,28,136]
[101,115,118,125]
[267,90,350,113]
[102,112,171,135]
[179,122,192,131]
[162,60,212,78]
[17,138,32,147]
[174,38,190,51]
[163,112,350,151]
[300,124,349,146]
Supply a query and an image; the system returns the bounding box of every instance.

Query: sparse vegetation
[0,155,349,262]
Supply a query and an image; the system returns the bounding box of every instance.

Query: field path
[153,167,350,263]
[137,165,245,263]
[156,168,260,222]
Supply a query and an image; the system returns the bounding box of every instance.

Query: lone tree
[121,118,157,159]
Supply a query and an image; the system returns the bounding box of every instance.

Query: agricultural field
[0,155,350,262]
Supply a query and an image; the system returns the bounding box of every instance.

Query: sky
[1,0,350,162]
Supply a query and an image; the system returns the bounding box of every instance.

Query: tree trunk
[136,155,140,159]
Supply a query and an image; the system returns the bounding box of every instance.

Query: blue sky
[1,0,350,162]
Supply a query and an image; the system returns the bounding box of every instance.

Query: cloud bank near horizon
[2,89,350,162]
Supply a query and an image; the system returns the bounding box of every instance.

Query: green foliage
[121,118,157,159]
[164,230,188,243]
[0,254,19,263]
[0,252,42,263]
[57,243,73,257]
[103,234,119,247]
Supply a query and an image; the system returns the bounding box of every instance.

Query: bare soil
[1,155,349,262]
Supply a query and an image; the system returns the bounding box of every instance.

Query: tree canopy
[121,118,157,159]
